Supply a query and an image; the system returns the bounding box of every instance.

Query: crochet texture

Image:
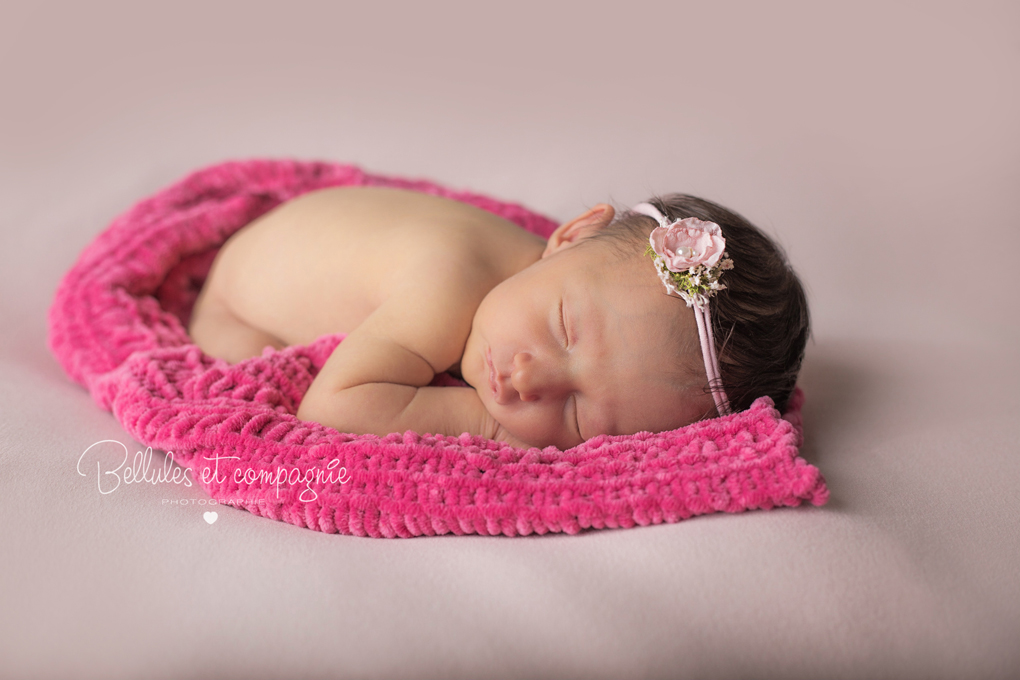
[48,159,828,537]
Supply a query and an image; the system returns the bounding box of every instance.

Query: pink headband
[632,202,733,416]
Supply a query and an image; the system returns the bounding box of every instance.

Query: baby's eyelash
[558,299,568,347]
[573,395,582,440]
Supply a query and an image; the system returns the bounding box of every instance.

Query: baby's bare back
[199,186,545,349]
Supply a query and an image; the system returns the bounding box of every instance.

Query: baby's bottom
[189,291,286,364]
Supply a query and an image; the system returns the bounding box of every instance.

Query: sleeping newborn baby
[188,186,809,449]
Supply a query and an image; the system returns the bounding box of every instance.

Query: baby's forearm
[297,383,498,440]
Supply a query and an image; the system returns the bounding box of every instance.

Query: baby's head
[461,194,809,449]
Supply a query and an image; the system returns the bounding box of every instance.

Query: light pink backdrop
[1,2,1017,679]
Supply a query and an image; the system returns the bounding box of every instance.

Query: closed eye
[573,395,583,440]
[558,298,568,349]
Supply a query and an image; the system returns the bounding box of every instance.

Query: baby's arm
[297,334,493,439]
[295,288,522,445]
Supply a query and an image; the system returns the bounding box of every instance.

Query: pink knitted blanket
[48,159,828,537]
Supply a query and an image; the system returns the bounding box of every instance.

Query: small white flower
[645,229,732,309]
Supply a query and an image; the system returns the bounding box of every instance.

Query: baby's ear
[542,204,615,258]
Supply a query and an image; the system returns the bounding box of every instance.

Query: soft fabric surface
[47,159,827,537]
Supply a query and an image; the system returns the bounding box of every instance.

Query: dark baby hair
[587,194,810,415]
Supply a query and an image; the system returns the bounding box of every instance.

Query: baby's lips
[487,348,518,406]
[486,348,501,401]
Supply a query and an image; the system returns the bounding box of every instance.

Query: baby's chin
[507,431,554,449]
[496,416,571,449]
[481,407,551,448]
[472,387,573,449]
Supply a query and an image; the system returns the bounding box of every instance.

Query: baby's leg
[188,292,286,364]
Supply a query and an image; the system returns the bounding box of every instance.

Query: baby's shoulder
[386,221,503,318]
[369,227,498,372]
[376,196,545,369]
[387,195,544,288]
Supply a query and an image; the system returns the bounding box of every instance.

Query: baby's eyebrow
[580,400,612,440]
[572,290,612,440]
[576,277,640,440]
[576,360,614,440]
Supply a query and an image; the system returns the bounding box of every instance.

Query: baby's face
[462,234,713,449]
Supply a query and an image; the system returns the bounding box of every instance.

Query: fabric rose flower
[649,217,726,272]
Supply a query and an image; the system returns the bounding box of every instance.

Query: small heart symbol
[203,511,218,525]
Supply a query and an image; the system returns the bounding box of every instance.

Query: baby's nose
[510,352,568,402]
